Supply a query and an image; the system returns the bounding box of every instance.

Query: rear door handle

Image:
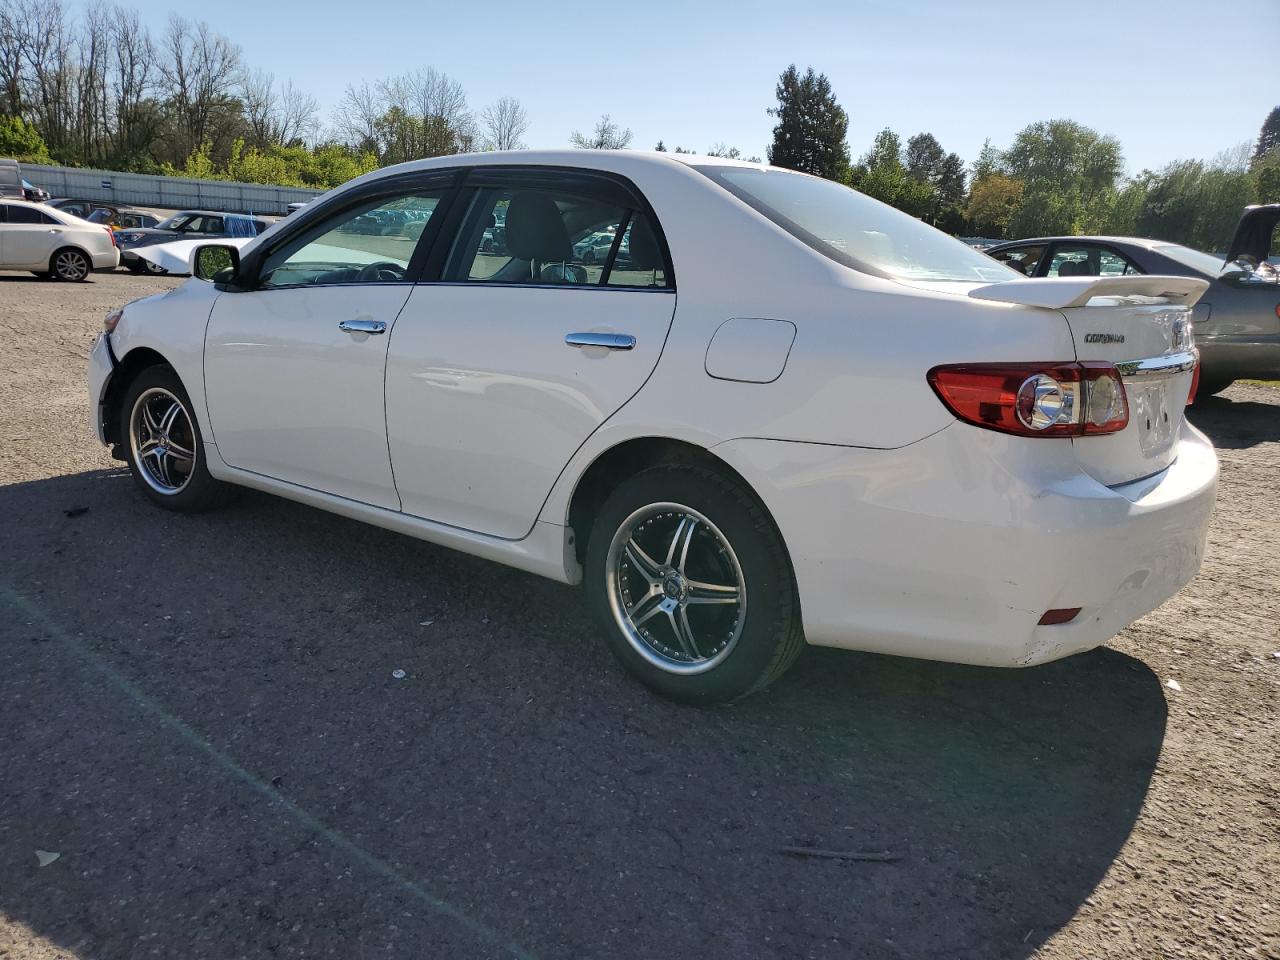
[338,319,386,335]
[565,332,635,350]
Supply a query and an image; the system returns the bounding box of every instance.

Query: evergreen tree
[654,140,666,152]
[766,65,850,180]
[905,133,944,183]
[1252,106,1280,167]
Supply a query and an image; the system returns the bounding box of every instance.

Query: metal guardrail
[19,163,321,216]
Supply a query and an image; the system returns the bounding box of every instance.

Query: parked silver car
[986,205,1279,395]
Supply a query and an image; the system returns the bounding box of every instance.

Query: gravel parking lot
[1,270,1277,960]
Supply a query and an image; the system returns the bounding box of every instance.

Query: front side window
[447,175,670,289]
[258,191,445,288]
[988,244,1046,276]
[698,165,1016,283]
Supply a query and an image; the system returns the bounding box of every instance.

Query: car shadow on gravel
[1188,392,1280,449]
[0,469,1167,960]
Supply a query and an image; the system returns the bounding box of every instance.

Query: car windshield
[698,166,1017,283]
[158,213,195,231]
[1153,244,1225,276]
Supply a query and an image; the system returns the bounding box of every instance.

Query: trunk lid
[1224,203,1280,267]
[969,276,1208,487]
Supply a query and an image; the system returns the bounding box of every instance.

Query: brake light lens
[103,226,116,246]
[104,308,123,333]
[928,363,1129,437]
[1187,358,1200,405]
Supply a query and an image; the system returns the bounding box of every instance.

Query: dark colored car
[49,199,160,231]
[986,209,1280,395]
[117,210,270,274]
[22,179,50,202]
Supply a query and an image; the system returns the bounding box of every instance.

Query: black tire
[142,258,168,275]
[1196,376,1234,398]
[126,260,145,274]
[583,248,596,265]
[118,365,233,512]
[50,247,91,281]
[585,463,804,703]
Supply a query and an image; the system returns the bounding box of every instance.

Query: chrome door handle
[338,319,386,335]
[565,332,636,350]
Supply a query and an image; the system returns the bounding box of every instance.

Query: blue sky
[129,0,1278,174]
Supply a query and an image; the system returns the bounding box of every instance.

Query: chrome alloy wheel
[128,387,197,495]
[605,503,746,674]
[55,249,89,280]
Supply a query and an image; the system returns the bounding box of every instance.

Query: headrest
[505,192,570,263]
[626,215,662,271]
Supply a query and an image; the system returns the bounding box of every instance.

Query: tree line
[763,65,1280,251]
[1,2,1276,250]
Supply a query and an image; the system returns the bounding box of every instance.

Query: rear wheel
[586,464,804,703]
[142,258,168,275]
[119,366,232,512]
[51,247,91,281]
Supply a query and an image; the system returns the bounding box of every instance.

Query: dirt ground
[0,270,1276,960]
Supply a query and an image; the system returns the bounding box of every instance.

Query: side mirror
[192,244,241,283]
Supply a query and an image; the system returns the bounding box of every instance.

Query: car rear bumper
[93,248,120,270]
[1199,334,1280,380]
[714,421,1218,667]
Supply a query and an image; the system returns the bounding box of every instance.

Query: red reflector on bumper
[1038,607,1082,626]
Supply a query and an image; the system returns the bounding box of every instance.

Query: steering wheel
[356,261,406,282]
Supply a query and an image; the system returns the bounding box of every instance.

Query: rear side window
[698,165,1015,283]
[3,204,57,225]
[446,172,671,289]
[1045,244,1142,278]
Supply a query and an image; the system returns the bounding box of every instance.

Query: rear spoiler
[968,275,1209,310]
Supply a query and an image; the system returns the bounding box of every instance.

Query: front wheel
[119,366,232,512]
[585,464,804,703]
[142,258,168,275]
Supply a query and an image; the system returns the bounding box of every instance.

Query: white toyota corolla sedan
[87,151,1218,702]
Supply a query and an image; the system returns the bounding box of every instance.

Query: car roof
[989,235,1169,251]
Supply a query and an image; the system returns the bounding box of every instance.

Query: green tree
[965,173,1024,238]
[1251,106,1280,167]
[766,64,850,180]
[1134,158,1258,250]
[904,133,944,184]
[850,128,933,218]
[1002,119,1124,236]
[0,115,52,162]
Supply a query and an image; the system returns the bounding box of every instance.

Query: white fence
[20,163,321,215]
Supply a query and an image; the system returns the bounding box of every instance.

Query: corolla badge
[1084,332,1125,344]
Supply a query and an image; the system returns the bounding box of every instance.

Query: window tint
[4,204,55,225]
[448,177,670,288]
[988,244,1046,276]
[259,191,444,288]
[1045,244,1142,278]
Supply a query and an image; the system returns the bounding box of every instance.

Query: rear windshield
[697,166,1016,283]
[1154,244,1225,276]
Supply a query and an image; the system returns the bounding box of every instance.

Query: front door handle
[339,319,386,335]
[565,332,636,350]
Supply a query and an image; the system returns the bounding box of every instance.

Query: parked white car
[86,151,1218,702]
[1,198,119,279]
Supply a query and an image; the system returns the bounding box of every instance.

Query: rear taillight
[103,226,116,246]
[1187,358,1201,405]
[928,363,1129,437]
